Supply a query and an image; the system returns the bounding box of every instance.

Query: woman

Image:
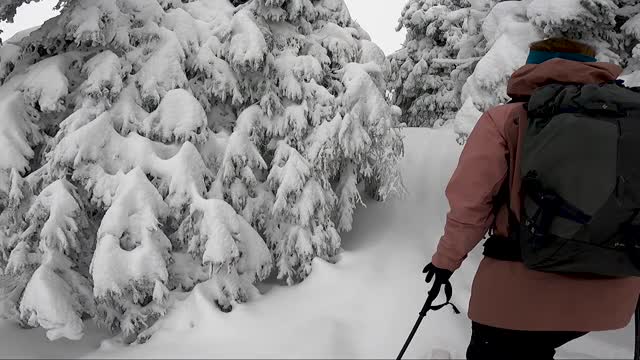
[424,38,640,359]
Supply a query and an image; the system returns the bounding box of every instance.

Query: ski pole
[397,283,460,360]
[396,294,436,360]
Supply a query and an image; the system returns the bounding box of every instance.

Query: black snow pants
[466,322,588,360]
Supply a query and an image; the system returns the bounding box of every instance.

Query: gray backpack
[516,81,640,278]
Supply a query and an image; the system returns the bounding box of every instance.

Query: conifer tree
[389,0,485,127]
[456,0,629,136]
[0,0,403,341]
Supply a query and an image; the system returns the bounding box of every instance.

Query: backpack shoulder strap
[488,101,528,232]
[484,101,530,261]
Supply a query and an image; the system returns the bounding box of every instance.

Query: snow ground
[0,128,634,359]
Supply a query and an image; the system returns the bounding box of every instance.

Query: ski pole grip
[425,282,461,314]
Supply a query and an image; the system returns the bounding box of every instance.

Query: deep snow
[0,128,634,359]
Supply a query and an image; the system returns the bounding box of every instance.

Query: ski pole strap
[421,281,461,316]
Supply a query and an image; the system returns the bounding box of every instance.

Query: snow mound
[20,263,84,341]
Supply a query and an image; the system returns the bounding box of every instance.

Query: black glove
[422,263,460,315]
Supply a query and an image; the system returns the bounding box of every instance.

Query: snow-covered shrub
[0,0,403,342]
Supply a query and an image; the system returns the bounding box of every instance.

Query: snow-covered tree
[454,0,632,137]
[0,0,51,24]
[457,0,542,130]
[0,0,403,341]
[388,0,486,127]
[618,0,640,85]
[527,0,620,60]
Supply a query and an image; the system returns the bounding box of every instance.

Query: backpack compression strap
[521,172,592,242]
[483,172,592,260]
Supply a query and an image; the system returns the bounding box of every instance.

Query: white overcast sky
[0,0,407,54]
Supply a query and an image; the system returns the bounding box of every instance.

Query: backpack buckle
[524,217,547,251]
[524,218,544,237]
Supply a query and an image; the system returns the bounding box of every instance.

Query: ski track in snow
[0,128,634,359]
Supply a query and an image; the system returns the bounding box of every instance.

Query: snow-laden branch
[431,56,482,65]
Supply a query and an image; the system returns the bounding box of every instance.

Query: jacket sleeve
[432,111,509,271]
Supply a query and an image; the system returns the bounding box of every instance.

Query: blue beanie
[526,50,597,65]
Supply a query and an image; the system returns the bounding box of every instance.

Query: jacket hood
[507,58,623,99]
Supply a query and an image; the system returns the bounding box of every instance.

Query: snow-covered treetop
[0,0,53,23]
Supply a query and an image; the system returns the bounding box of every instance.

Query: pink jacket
[433,58,640,331]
